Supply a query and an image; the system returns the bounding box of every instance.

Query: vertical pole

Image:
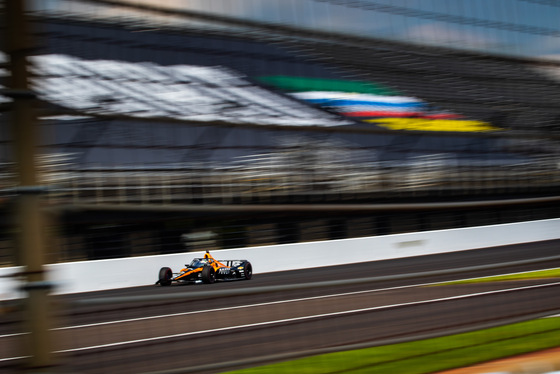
[4,0,54,370]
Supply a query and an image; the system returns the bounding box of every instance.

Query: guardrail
[1,217,559,299]
[2,159,559,205]
[74,252,560,306]
[45,165,560,205]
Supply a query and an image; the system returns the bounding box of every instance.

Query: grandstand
[1,4,560,263]
[3,13,560,163]
[26,12,560,135]
[279,38,560,133]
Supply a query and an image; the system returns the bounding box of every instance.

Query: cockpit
[188,258,209,268]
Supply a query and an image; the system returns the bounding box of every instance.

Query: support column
[4,0,54,370]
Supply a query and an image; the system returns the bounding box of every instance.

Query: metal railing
[1,157,558,206]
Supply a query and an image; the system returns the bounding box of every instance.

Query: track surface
[2,239,560,373]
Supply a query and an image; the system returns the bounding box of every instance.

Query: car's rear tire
[201,266,216,284]
[158,267,172,286]
[243,262,252,280]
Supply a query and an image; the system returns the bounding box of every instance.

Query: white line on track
[2,270,559,337]
[56,281,434,330]
[50,267,560,331]
[2,280,559,362]
[1,278,452,337]
[57,268,557,330]
[54,280,560,353]
[0,356,27,363]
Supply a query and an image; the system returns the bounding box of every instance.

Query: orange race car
[156,250,252,286]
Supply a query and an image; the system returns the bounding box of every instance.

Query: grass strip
[226,317,560,374]
[436,268,560,286]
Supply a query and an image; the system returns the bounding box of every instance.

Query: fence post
[4,0,55,370]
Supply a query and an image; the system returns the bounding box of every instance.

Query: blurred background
[1,0,560,263]
[1,0,560,373]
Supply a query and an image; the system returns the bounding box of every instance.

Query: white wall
[1,218,559,300]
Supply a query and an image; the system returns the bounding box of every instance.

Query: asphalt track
[2,239,560,373]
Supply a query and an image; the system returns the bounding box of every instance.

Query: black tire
[243,262,252,280]
[201,266,216,284]
[158,267,172,286]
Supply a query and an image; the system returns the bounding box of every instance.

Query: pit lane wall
[1,218,559,299]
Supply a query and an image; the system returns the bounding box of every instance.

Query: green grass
[436,268,560,286]
[225,317,560,374]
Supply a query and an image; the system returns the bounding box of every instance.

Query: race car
[156,250,252,286]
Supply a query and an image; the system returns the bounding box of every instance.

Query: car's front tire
[201,266,216,284]
[158,267,173,286]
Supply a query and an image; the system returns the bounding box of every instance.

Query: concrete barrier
[1,218,559,299]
